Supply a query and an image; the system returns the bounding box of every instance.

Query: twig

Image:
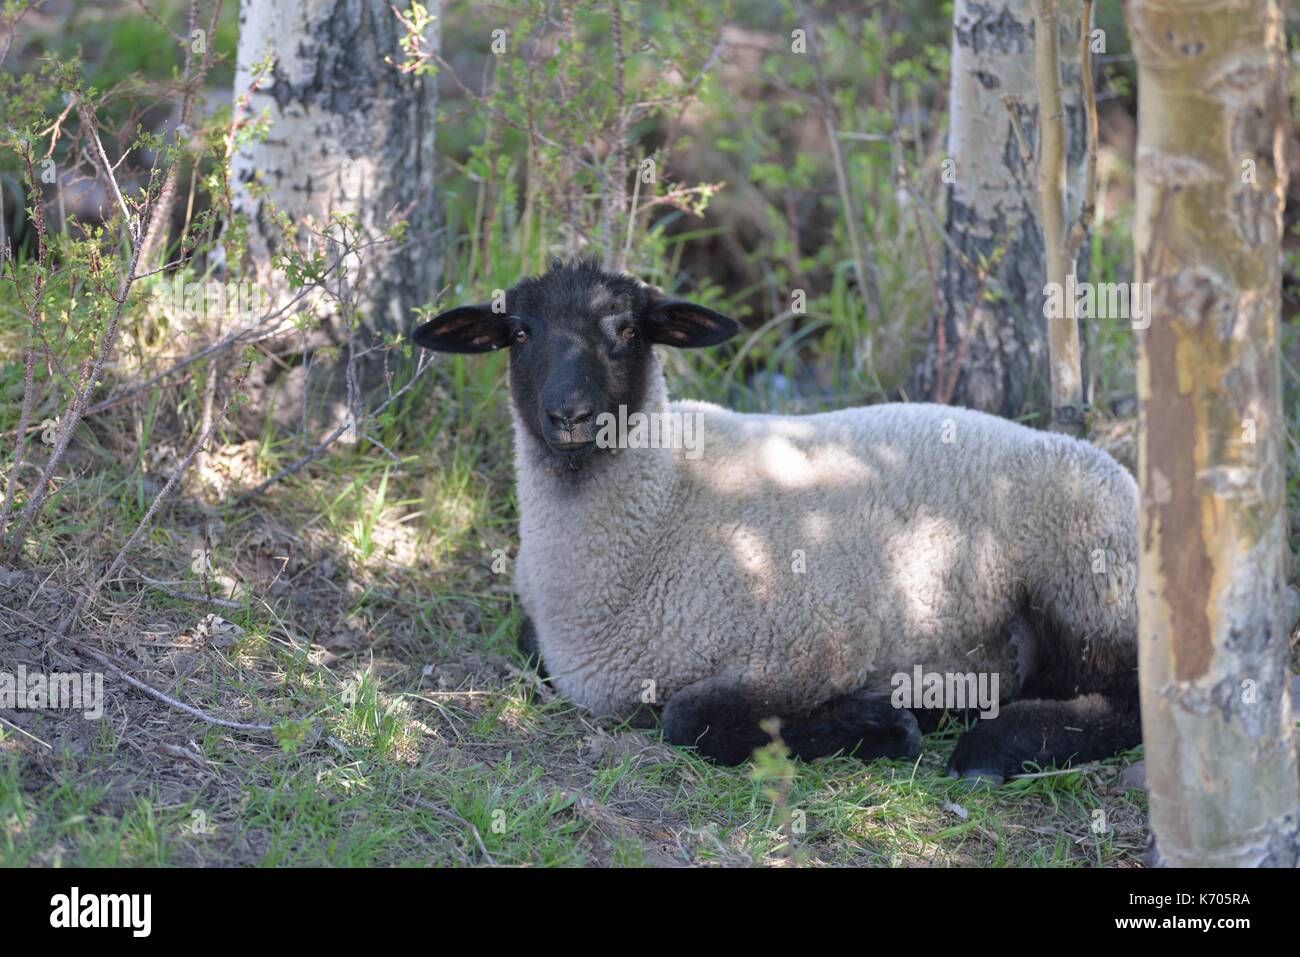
[409,795,496,866]
[836,131,891,142]
[59,360,252,632]
[899,180,981,280]
[129,0,187,45]
[62,640,274,734]
[130,575,244,610]
[0,347,35,552]
[0,713,53,750]
[234,353,431,506]
[1010,764,1101,780]
[359,431,404,465]
[38,96,77,161]
[78,101,136,244]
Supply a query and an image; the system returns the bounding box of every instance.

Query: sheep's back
[658,400,1136,707]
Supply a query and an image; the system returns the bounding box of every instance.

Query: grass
[0,684,1149,868]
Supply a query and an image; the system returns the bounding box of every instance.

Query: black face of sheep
[412,260,739,467]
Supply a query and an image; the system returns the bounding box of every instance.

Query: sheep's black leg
[517,616,549,680]
[944,604,1143,784]
[659,677,771,764]
[662,677,922,766]
[946,692,1141,785]
[781,689,923,763]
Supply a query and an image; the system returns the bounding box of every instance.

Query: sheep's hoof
[849,704,923,761]
[946,725,1012,786]
[660,679,770,766]
[895,708,923,760]
[786,689,922,763]
[662,683,925,766]
[946,767,1005,788]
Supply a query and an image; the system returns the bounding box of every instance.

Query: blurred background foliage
[0,0,1155,406]
[0,0,1296,553]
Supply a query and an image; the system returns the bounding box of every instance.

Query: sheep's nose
[546,404,594,431]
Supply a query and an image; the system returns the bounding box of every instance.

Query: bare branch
[59,360,253,632]
[63,641,275,734]
[5,116,152,559]
[234,352,433,506]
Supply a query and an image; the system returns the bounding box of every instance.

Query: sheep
[413,260,1142,782]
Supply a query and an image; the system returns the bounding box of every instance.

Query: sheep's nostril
[547,405,594,430]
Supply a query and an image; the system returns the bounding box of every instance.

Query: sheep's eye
[513,327,529,344]
[618,325,637,343]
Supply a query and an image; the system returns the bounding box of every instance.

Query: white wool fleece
[513,355,1139,720]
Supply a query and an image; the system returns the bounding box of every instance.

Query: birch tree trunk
[1129,0,1299,867]
[910,0,1087,422]
[1034,0,1085,436]
[230,0,440,339]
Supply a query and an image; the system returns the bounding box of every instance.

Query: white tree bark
[1035,0,1086,436]
[230,0,440,337]
[912,0,1087,420]
[1130,0,1299,867]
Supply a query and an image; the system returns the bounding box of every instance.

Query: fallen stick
[60,640,275,735]
[409,795,496,866]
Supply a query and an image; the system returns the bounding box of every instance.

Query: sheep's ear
[412,304,514,353]
[645,299,740,349]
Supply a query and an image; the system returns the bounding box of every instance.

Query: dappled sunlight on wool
[884,512,961,626]
[726,524,774,583]
[801,510,833,545]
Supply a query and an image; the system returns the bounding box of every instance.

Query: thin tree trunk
[911,0,1087,422]
[1034,0,1084,436]
[1130,0,1299,867]
[230,0,440,337]
[138,0,222,272]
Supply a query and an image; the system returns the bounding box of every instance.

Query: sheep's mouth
[544,435,598,463]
